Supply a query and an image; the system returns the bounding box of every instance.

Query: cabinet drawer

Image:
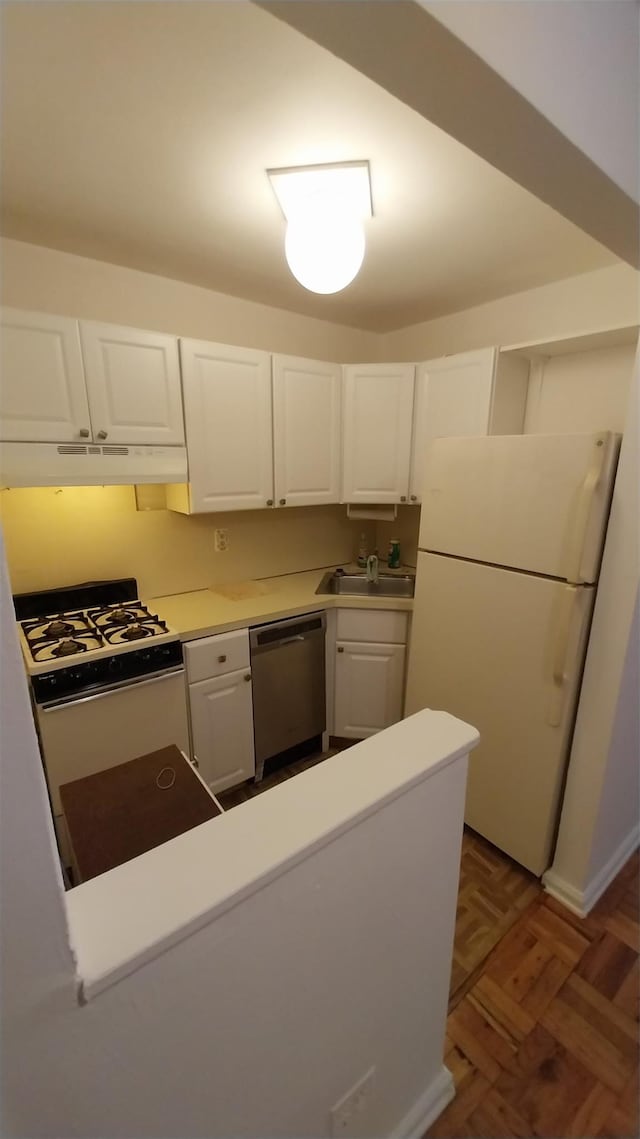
[184,628,250,682]
[336,608,408,644]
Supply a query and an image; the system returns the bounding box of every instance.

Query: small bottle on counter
[357,532,368,568]
[387,538,401,569]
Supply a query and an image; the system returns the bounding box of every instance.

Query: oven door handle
[39,666,185,711]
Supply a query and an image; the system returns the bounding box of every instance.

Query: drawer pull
[279,498,286,506]
[400,495,406,502]
[266,499,274,506]
[218,654,227,663]
[97,429,108,440]
[410,494,418,502]
[244,673,251,682]
[337,646,344,653]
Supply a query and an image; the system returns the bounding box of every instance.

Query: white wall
[544,352,639,911]
[0,527,472,1138]
[380,263,639,360]
[523,345,634,435]
[0,237,380,363]
[422,1,640,203]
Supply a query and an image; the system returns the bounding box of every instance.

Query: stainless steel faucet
[366,553,379,584]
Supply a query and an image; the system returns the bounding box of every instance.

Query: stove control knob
[108,657,123,675]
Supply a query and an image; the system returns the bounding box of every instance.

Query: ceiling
[0,1,617,333]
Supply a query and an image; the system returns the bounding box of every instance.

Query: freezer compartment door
[405,552,595,875]
[419,432,619,583]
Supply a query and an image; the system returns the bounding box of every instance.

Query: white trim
[544,823,639,916]
[390,1066,454,1139]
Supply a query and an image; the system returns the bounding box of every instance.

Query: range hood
[0,441,188,488]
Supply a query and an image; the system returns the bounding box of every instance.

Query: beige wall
[376,507,421,570]
[0,488,372,600]
[0,237,380,363]
[380,263,639,360]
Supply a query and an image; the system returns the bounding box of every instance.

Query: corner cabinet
[409,348,529,503]
[272,355,342,507]
[342,363,415,504]
[0,308,184,446]
[173,339,273,513]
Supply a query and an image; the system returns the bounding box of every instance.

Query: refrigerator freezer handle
[564,434,608,584]
[548,585,579,727]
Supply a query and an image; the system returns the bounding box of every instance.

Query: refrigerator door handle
[564,434,608,584]
[548,585,579,726]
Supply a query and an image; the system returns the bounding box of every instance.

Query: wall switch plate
[214,528,229,553]
[330,1067,375,1137]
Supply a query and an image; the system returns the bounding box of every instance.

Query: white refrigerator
[405,431,620,876]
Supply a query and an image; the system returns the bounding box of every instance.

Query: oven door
[35,667,190,865]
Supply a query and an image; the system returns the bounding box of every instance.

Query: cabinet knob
[78,427,90,439]
[337,646,344,653]
[97,429,108,440]
[400,495,407,502]
[410,494,418,502]
[218,654,227,664]
[266,499,274,506]
[191,756,200,769]
[244,673,251,682]
[279,498,286,506]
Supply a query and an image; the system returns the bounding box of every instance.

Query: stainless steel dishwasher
[250,612,326,782]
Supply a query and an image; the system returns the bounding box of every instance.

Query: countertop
[149,566,414,641]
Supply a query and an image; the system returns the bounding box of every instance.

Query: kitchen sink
[315,570,415,598]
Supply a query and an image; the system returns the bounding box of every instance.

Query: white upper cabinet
[409,348,529,503]
[272,355,341,507]
[178,339,273,513]
[0,308,91,442]
[342,363,415,503]
[79,321,184,445]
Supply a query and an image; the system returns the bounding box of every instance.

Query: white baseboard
[390,1065,454,1139]
[544,823,639,917]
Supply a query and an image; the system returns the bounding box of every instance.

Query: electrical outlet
[214,528,229,553]
[330,1067,375,1137]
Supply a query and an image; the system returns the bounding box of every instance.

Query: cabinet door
[272,355,341,507]
[80,321,184,445]
[342,364,415,503]
[409,348,497,503]
[180,339,273,512]
[334,641,406,738]
[188,668,255,793]
[0,308,91,442]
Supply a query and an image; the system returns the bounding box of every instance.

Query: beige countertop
[149,566,414,641]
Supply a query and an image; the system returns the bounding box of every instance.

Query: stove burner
[104,608,136,626]
[45,619,75,639]
[52,638,87,658]
[121,624,151,641]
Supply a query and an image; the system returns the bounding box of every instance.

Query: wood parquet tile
[427,849,640,1139]
[449,830,540,1010]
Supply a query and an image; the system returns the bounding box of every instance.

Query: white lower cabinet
[333,609,409,739]
[188,670,255,794]
[334,641,406,738]
[184,628,255,793]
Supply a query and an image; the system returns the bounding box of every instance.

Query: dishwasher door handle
[277,635,305,646]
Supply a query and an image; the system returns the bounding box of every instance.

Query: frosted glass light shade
[284,200,365,295]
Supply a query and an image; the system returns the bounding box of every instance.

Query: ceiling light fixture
[268,161,372,295]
